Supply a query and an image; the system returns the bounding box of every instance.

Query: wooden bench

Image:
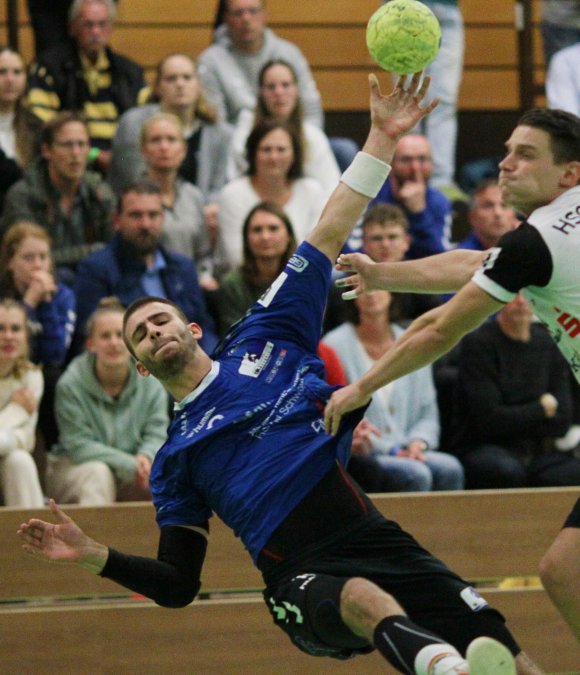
[1,488,579,671]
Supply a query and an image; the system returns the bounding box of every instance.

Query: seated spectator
[0,222,76,447]
[456,179,519,251]
[216,119,325,274]
[1,111,116,276]
[362,202,443,319]
[109,52,232,240]
[546,42,580,116]
[453,294,580,488]
[47,297,168,504]
[200,0,357,170]
[0,299,44,507]
[368,133,452,259]
[0,46,43,211]
[26,0,148,173]
[73,178,217,354]
[140,112,214,286]
[227,59,340,198]
[323,290,464,492]
[215,201,296,336]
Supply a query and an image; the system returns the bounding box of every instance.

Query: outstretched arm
[307,72,438,264]
[334,249,487,299]
[18,499,208,608]
[324,282,504,435]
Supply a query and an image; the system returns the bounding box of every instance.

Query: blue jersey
[150,242,359,563]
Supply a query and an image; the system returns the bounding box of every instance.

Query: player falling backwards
[18,73,543,675]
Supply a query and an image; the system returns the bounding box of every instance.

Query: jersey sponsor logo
[180,406,223,438]
[554,307,580,338]
[481,246,502,271]
[258,272,287,308]
[265,348,287,383]
[460,586,489,611]
[239,341,274,377]
[206,414,224,430]
[551,205,580,235]
[287,254,309,273]
[268,597,304,625]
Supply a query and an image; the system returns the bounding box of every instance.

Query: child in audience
[0,298,44,507]
[0,221,76,448]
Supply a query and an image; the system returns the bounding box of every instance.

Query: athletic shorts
[263,518,520,660]
[563,497,580,528]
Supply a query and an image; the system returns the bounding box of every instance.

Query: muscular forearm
[370,249,486,294]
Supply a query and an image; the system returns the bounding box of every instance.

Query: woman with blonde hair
[0,299,44,506]
[110,52,232,227]
[47,297,169,505]
[140,112,214,285]
[0,46,43,210]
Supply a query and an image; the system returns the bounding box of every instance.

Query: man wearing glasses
[0,111,115,277]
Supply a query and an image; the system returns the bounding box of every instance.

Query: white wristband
[340,152,391,198]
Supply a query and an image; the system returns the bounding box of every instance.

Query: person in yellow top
[27,0,149,173]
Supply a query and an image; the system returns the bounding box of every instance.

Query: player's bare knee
[340,577,404,638]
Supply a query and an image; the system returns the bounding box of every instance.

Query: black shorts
[564,497,580,528]
[263,517,520,660]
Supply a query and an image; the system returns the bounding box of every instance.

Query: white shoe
[466,637,516,675]
[423,651,468,675]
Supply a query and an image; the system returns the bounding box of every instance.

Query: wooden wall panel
[1,0,547,112]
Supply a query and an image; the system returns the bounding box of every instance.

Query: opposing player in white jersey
[325,106,580,642]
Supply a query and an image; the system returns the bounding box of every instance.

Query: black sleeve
[481,222,553,293]
[99,523,209,608]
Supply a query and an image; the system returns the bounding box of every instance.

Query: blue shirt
[150,242,361,563]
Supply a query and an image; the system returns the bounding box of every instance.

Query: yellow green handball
[366,0,442,75]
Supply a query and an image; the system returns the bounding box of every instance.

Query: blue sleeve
[222,242,332,355]
[27,284,77,367]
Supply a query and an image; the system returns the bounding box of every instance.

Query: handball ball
[366,0,442,75]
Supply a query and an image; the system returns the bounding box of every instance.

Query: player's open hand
[324,382,371,437]
[17,499,102,567]
[369,71,439,141]
[335,253,376,300]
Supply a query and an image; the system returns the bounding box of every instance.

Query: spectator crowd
[0,0,579,508]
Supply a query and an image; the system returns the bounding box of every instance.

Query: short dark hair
[117,177,162,213]
[41,110,88,147]
[362,203,409,233]
[122,296,188,357]
[517,108,580,164]
[245,118,303,179]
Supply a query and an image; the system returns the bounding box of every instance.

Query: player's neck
[163,350,213,403]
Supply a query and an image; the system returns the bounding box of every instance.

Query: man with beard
[19,74,536,675]
[71,178,217,356]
